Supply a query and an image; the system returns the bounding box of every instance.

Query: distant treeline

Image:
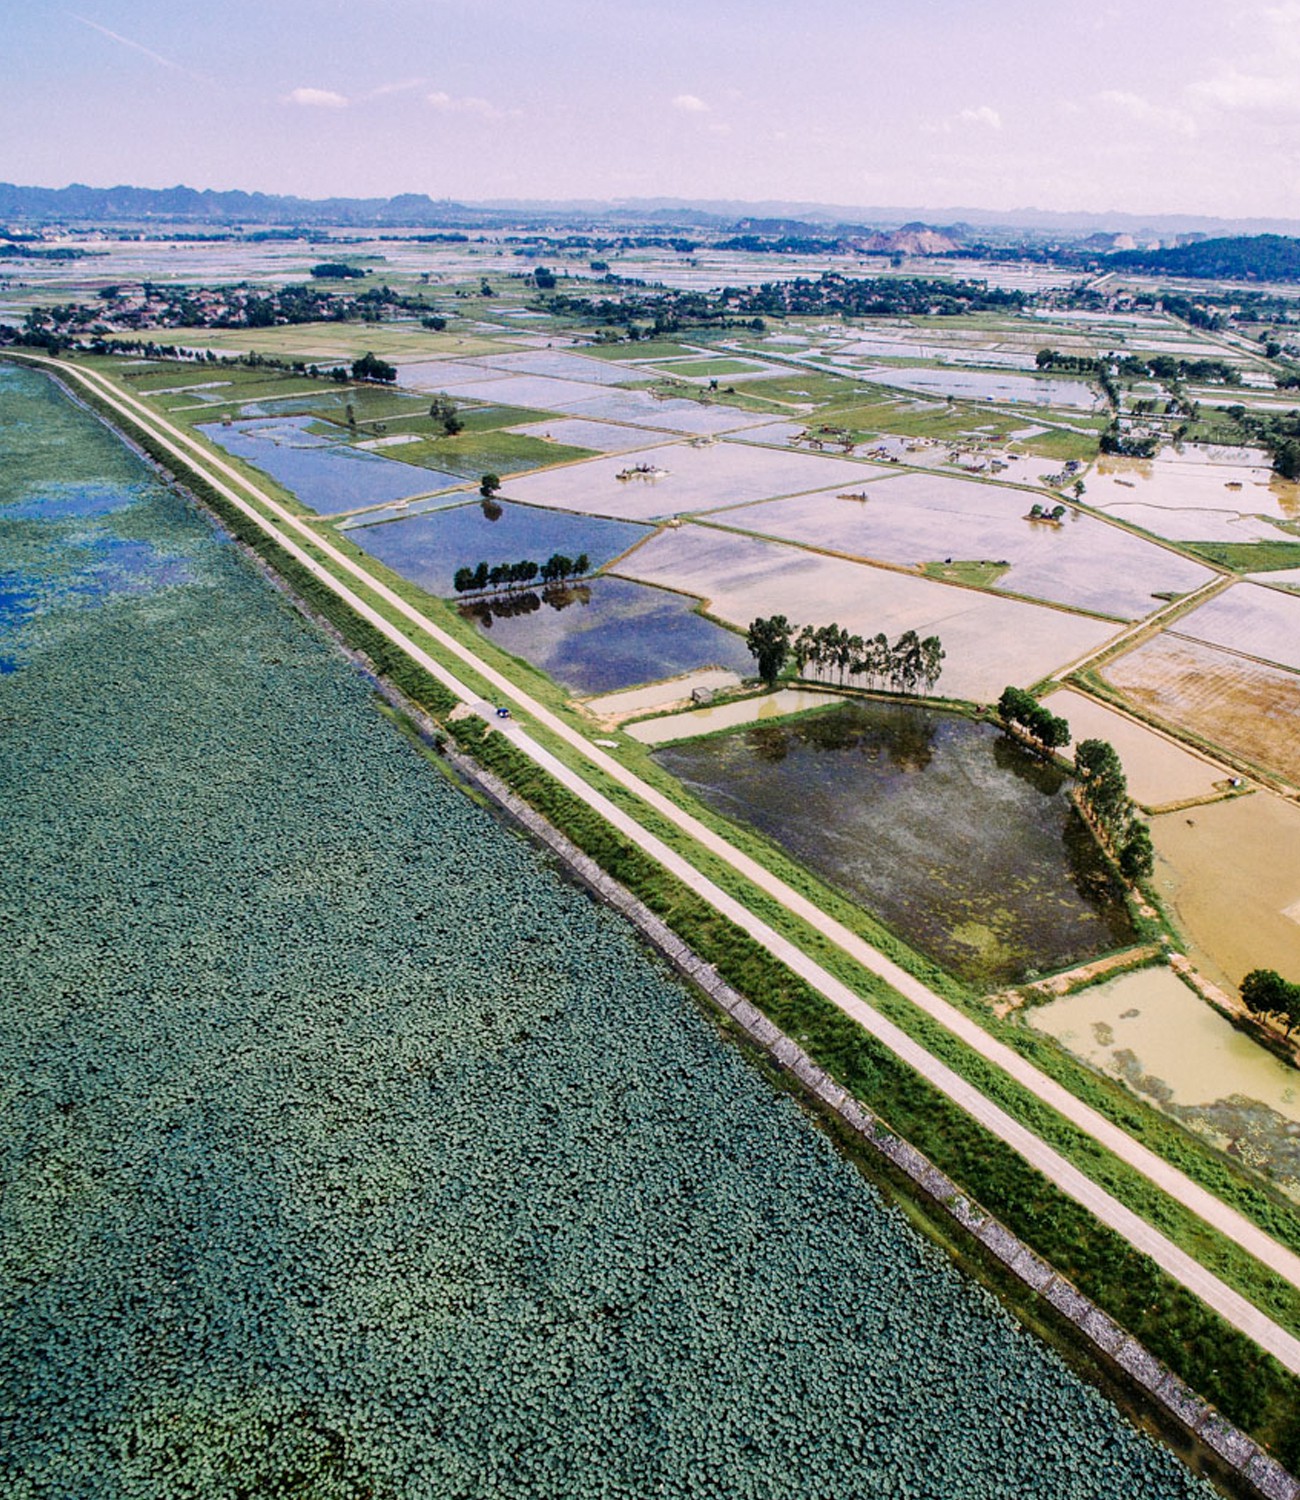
[733,273,1025,319]
[1036,348,1241,384]
[1107,235,1300,282]
[543,272,1022,336]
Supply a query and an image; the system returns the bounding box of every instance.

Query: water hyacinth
[0,360,1218,1498]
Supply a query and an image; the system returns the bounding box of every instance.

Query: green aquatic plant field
[0,361,1219,1497]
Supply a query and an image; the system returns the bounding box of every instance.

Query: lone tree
[351,351,397,383]
[480,473,502,499]
[746,615,793,689]
[429,393,462,435]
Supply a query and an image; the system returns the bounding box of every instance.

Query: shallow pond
[348,499,649,597]
[1032,967,1300,1199]
[462,574,754,695]
[2,360,1215,1498]
[199,415,460,513]
[656,702,1135,986]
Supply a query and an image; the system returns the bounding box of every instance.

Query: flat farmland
[503,442,877,522]
[1096,505,1288,545]
[504,418,680,453]
[1171,580,1300,671]
[614,525,1117,701]
[718,471,1214,619]
[555,388,774,434]
[162,323,514,362]
[1100,634,1300,786]
[1150,792,1300,989]
[470,350,644,385]
[1087,452,1300,526]
[389,358,512,390]
[1042,689,1229,808]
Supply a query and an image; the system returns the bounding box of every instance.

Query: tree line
[453,552,590,595]
[745,616,944,694]
[1036,348,1240,385]
[996,688,1152,879]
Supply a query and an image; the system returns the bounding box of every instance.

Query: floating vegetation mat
[0,362,1214,1497]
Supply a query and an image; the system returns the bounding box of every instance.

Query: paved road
[31,353,1300,1376]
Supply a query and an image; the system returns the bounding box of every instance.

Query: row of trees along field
[997,687,1153,880]
[453,552,590,595]
[745,616,944,694]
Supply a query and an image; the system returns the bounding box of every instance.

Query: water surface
[462,573,754,695]
[657,702,1135,985]
[199,415,459,513]
[350,499,648,597]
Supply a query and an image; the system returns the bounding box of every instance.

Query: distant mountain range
[0,183,488,227]
[4,182,1300,242]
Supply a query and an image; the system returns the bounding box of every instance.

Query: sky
[4,0,1300,218]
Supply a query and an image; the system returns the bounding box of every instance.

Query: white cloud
[1191,68,1300,112]
[1097,89,1196,137]
[285,87,349,109]
[427,90,517,119]
[672,93,709,113]
[958,105,1002,130]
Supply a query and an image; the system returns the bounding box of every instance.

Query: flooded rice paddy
[503,438,872,522]
[1086,452,1300,539]
[503,417,678,453]
[1150,791,1300,990]
[1032,967,1300,1200]
[626,687,831,743]
[347,499,648,598]
[460,574,753,695]
[721,472,1213,619]
[199,415,459,513]
[1043,689,1229,808]
[1,360,1215,1496]
[616,523,1117,701]
[656,701,1136,986]
[857,366,1102,409]
[1172,580,1300,672]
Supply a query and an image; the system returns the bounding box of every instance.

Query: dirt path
[30,352,1300,1377]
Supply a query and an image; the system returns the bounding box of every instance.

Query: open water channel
[0,361,1211,1497]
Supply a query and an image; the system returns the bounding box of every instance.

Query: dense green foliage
[311,262,367,279]
[998,685,1070,751]
[1242,969,1300,1034]
[452,717,1300,1467]
[453,553,590,595]
[744,613,792,686]
[0,362,1226,1498]
[350,351,398,383]
[1108,234,1300,281]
